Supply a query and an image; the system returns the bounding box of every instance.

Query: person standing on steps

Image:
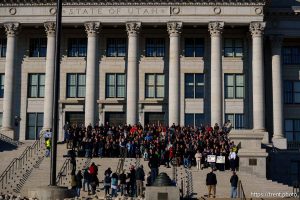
[136,165,145,197]
[75,170,83,197]
[195,150,202,170]
[230,171,239,198]
[206,168,217,198]
[45,138,51,157]
[148,149,160,183]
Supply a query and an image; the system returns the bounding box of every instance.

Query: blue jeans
[231,186,237,198]
[111,188,117,197]
[45,149,50,157]
[82,179,90,191]
[184,158,190,168]
[151,168,159,184]
[98,147,103,158]
[76,187,81,197]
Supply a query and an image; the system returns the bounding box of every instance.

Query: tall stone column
[84,22,100,126]
[270,35,287,149]
[209,21,224,126]
[43,22,56,131]
[126,22,141,125]
[167,21,182,126]
[2,22,20,139]
[250,22,265,131]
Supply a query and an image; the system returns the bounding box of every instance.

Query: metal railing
[0,130,46,192]
[56,158,72,186]
[0,132,23,147]
[116,149,127,174]
[288,142,300,150]
[237,180,246,200]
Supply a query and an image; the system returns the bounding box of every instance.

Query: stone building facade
[0,0,299,149]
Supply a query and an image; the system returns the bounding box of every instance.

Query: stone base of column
[28,185,76,199]
[1,127,15,140]
[272,137,287,150]
[229,130,268,178]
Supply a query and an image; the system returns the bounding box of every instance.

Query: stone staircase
[0,141,34,175]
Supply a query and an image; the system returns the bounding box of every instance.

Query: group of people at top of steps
[61,120,239,172]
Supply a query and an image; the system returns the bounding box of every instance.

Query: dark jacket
[76,172,83,188]
[206,172,217,185]
[135,167,145,181]
[230,174,239,187]
[148,154,160,169]
[119,173,127,184]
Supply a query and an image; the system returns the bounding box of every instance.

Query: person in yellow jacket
[45,138,51,157]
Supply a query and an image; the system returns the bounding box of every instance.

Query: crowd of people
[63,121,238,171]
[62,121,239,198]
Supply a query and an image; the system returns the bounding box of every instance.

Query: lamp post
[50,0,62,186]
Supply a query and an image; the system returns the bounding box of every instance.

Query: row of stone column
[0,21,284,141]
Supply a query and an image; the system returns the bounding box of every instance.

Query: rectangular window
[106,38,126,57]
[0,74,4,98]
[0,113,2,127]
[284,81,300,104]
[28,74,45,98]
[185,113,205,127]
[225,74,244,99]
[106,73,126,98]
[184,38,204,57]
[145,38,165,57]
[185,73,205,98]
[26,113,44,140]
[29,38,47,57]
[225,114,245,129]
[224,38,243,57]
[67,38,87,57]
[145,74,165,98]
[0,38,7,57]
[285,119,300,142]
[67,73,86,98]
[283,47,300,65]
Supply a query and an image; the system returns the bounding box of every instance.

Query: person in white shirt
[195,150,203,170]
[229,150,237,171]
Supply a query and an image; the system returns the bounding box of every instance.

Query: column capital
[126,22,141,37]
[4,22,20,37]
[167,21,183,37]
[208,21,224,37]
[44,21,56,37]
[249,21,265,37]
[84,21,101,37]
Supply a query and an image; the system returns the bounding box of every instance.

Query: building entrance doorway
[144,112,165,126]
[65,112,85,126]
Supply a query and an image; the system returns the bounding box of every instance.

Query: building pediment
[0,0,266,7]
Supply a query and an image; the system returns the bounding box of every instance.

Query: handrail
[237,180,246,200]
[0,130,46,191]
[0,131,23,146]
[56,158,71,186]
[116,149,127,174]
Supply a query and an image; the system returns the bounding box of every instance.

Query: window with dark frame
[145,38,165,57]
[106,38,126,57]
[66,73,86,98]
[29,38,47,57]
[184,38,204,57]
[0,38,7,57]
[26,113,44,140]
[225,113,244,129]
[284,81,300,104]
[185,113,205,127]
[185,73,205,99]
[283,47,300,65]
[28,74,45,98]
[224,74,244,99]
[285,119,300,142]
[0,74,4,98]
[145,74,165,98]
[224,38,243,57]
[106,73,126,98]
[67,38,87,57]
